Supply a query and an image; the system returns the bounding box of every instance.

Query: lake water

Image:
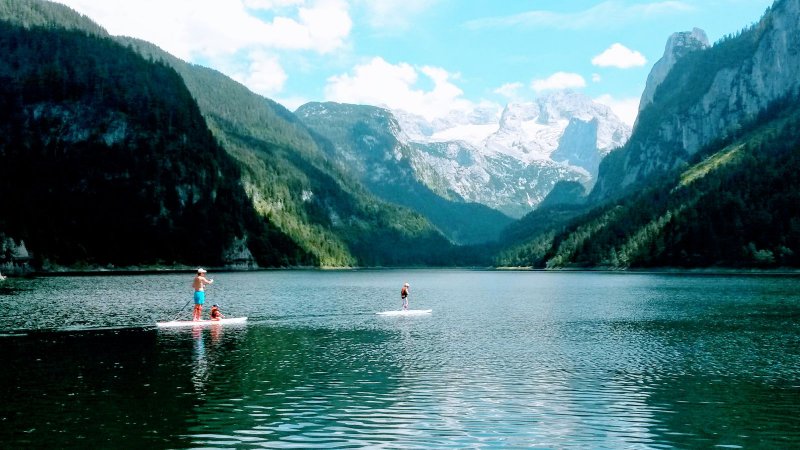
[1,270,799,448]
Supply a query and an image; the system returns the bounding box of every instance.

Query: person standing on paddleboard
[192,268,214,321]
[401,282,410,310]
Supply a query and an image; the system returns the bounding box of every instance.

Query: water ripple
[2,271,800,448]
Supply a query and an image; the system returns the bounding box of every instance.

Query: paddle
[171,298,193,321]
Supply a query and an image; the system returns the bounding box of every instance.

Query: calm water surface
[1,270,799,448]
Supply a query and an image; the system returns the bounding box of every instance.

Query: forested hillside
[0,21,307,268]
[592,0,799,202]
[496,95,800,269]
[121,39,455,267]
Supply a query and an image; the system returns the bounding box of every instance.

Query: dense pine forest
[0,22,308,268]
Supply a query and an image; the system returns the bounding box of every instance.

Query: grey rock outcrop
[551,118,602,177]
[0,236,32,275]
[638,28,710,115]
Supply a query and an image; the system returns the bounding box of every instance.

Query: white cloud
[288,0,352,53]
[464,1,694,30]
[594,94,640,126]
[53,0,352,99]
[54,0,350,57]
[592,43,647,68]
[494,82,525,100]
[531,72,587,92]
[324,57,473,120]
[232,51,288,96]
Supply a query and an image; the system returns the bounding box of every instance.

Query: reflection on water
[188,323,239,393]
[192,326,207,391]
[1,271,799,448]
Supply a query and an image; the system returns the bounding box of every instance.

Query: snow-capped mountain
[395,90,631,218]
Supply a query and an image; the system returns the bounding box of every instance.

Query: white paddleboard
[376,309,432,316]
[156,317,248,327]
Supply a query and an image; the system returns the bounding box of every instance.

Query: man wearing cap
[192,268,214,321]
[401,282,410,310]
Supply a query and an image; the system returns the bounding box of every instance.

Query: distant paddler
[401,282,410,310]
[192,268,214,321]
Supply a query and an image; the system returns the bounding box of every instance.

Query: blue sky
[55,0,774,125]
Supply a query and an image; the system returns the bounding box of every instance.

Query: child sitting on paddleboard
[210,304,225,321]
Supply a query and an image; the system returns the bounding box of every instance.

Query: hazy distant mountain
[394,91,631,217]
[295,102,513,245]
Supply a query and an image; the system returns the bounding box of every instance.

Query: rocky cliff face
[551,118,602,176]
[408,140,589,218]
[0,236,32,275]
[637,28,710,115]
[593,0,800,200]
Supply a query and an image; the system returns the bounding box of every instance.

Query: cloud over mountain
[324,57,476,121]
[592,43,647,68]
[531,72,587,92]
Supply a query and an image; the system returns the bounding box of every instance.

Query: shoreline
[10,265,800,277]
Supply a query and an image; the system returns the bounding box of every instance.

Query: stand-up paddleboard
[376,309,432,316]
[156,317,248,328]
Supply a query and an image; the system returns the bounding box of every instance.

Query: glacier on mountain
[393,90,631,218]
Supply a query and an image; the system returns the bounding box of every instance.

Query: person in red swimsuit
[210,304,225,321]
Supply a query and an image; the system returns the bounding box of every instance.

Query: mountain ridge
[592,0,799,202]
[393,90,631,218]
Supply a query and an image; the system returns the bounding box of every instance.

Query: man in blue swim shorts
[192,268,214,321]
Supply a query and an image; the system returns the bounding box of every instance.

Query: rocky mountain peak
[638,28,710,114]
[386,90,631,217]
[535,90,600,123]
[498,102,538,131]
